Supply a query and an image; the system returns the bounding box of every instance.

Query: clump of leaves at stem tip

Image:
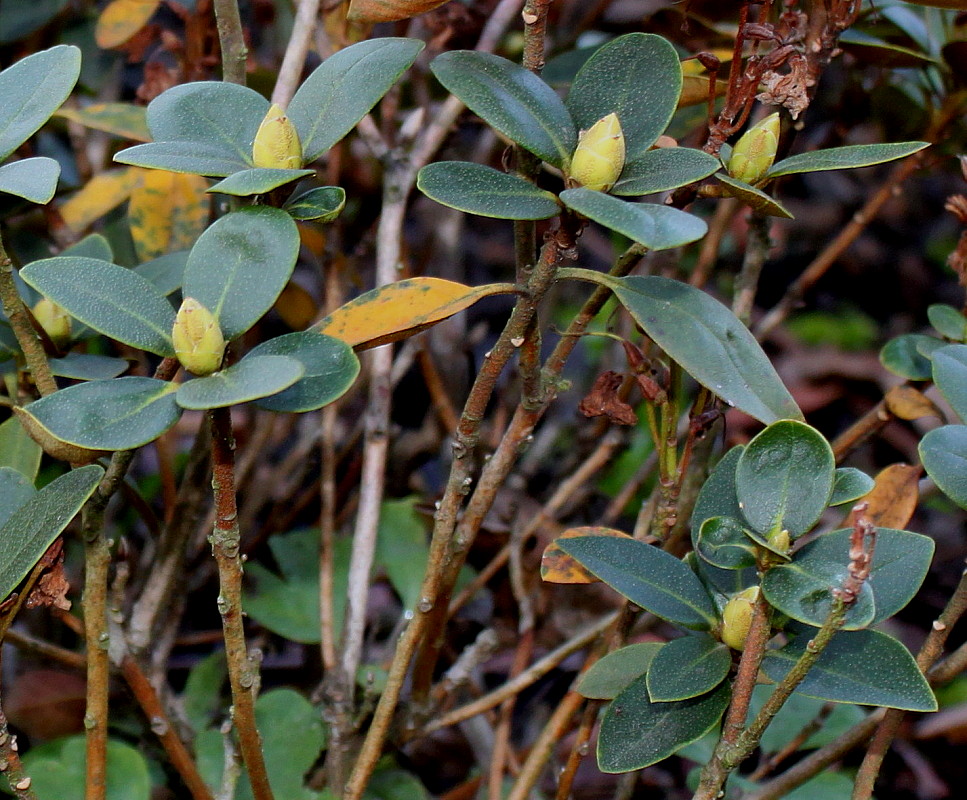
[568,112,626,192]
[172,298,225,376]
[728,112,781,185]
[252,103,303,169]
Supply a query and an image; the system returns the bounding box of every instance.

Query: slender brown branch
[209,407,274,800]
[213,0,248,85]
[0,704,38,800]
[3,629,86,670]
[271,0,321,107]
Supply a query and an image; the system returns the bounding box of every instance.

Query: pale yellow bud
[720,586,760,651]
[768,528,791,554]
[252,103,303,169]
[569,112,626,192]
[727,112,781,185]
[172,298,225,376]
[33,298,71,348]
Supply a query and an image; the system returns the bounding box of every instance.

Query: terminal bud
[728,112,781,185]
[252,103,303,169]
[569,112,626,192]
[172,298,225,376]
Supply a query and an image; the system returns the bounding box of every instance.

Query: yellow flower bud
[727,112,781,185]
[569,112,626,192]
[172,298,225,376]
[720,586,760,651]
[252,103,303,169]
[768,528,791,555]
[33,298,71,348]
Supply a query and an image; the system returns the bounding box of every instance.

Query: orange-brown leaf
[59,168,141,233]
[128,170,209,262]
[864,463,921,529]
[316,277,517,350]
[275,282,319,330]
[541,526,633,584]
[95,0,162,49]
[347,0,452,23]
[885,384,944,422]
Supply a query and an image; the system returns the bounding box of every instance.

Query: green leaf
[0,467,35,529]
[762,629,936,711]
[248,331,360,413]
[750,685,866,753]
[0,157,60,204]
[0,465,102,603]
[114,141,251,177]
[24,735,151,800]
[879,333,937,380]
[245,528,350,643]
[20,378,181,450]
[182,651,226,734]
[766,142,929,179]
[558,535,718,630]
[692,446,744,533]
[63,234,113,262]
[284,186,346,222]
[612,147,721,196]
[567,33,682,161]
[208,168,315,197]
[373,498,429,610]
[144,81,267,166]
[290,38,424,162]
[0,45,81,161]
[715,173,793,218]
[0,0,68,45]
[761,527,934,629]
[417,162,560,220]
[134,251,188,296]
[576,642,663,699]
[560,189,707,250]
[0,416,42,480]
[928,303,967,340]
[598,678,729,773]
[48,353,130,381]
[183,206,300,340]
[647,635,731,702]
[931,344,967,420]
[610,275,803,423]
[430,50,577,168]
[20,256,176,357]
[921,425,967,509]
[367,769,429,800]
[828,467,874,506]
[695,516,758,570]
[176,356,304,410]
[735,420,835,538]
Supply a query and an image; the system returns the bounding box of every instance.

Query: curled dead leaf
[864,463,921,530]
[885,384,944,422]
[578,371,637,425]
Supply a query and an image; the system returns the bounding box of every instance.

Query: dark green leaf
[611,276,802,423]
[647,635,731,702]
[208,168,314,197]
[932,344,967,420]
[715,173,793,218]
[182,651,226,734]
[176,356,304,410]
[928,303,967,341]
[247,331,360,413]
[63,234,113,262]
[430,51,577,168]
[134,251,187,296]
[0,157,60,204]
[21,256,176,356]
[762,629,936,711]
[598,678,729,773]
[828,467,875,506]
[417,162,560,220]
[567,33,682,161]
[691,446,744,534]
[880,333,937,380]
[375,497,429,610]
[558,535,717,630]
[0,416,42,480]
[290,38,424,162]
[24,736,150,800]
[0,45,81,161]
[767,142,929,179]
[560,189,707,250]
[20,377,181,450]
[0,467,35,529]
[0,465,102,603]
[284,186,346,222]
[183,206,300,340]
[695,516,758,570]
[367,768,429,800]
[114,141,250,177]
[612,147,721,196]
[49,353,129,381]
[749,685,866,753]
[921,425,967,509]
[576,642,663,699]
[0,0,69,45]
[735,420,835,537]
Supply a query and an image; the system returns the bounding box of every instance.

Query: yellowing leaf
[59,168,141,233]
[864,464,921,530]
[56,103,150,142]
[128,171,209,262]
[347,0,452,23]
[96,0,162,49]
[275,282,319,330]
[885,384,943,422]
[541,527,633,585]
[316,277,516,350]
[679,75,728,108]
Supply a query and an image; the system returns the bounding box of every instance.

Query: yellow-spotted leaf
[864,464,921,530]
[128,170,209,262]
[56,103,150,142]
[95,0,161,49]
[315,277,516,350]
[541,526,633,585]
[60,168,141,233]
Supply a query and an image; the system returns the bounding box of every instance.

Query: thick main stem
[212,0,247,85]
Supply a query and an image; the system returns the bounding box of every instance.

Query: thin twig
[212,0,248,85]
[271,0,322,107]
